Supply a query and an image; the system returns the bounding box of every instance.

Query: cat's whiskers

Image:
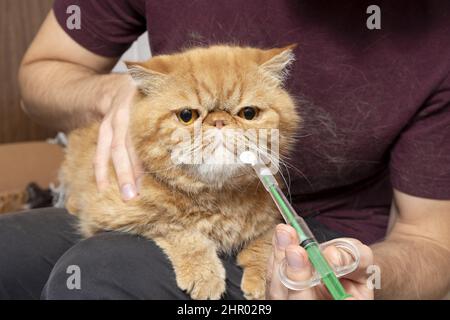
[234,135,298,201]
[243,136,312,189]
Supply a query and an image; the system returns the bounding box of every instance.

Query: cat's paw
[175,260,226,300]
[241,268,266,300]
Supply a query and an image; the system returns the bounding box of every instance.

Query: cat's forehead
[173,48,259,110]
[175,70,252,111]
[176,47,260,79]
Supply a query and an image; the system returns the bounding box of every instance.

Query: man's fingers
[322,239,373,285]
[93,78,138,199]
[342,241,373,284]
[322,245,352,268]
[111,107,137,201]
[126,133,144,191]
[273,225,296,263]
[266,225,297,299]
[94,118,113,191]
[284,245,318,300]
[285,245,313,282]
[273,224,299,264]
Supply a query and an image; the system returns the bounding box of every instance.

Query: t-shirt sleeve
[390,72,450,200]
[53,0,146,57]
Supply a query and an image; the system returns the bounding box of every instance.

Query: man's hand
[94,76,144,201]
[19,10,143,201]
[266,224,374,300]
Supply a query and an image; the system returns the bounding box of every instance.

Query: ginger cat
[61,45,300,300]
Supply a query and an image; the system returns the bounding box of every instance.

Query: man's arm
[19,10,142,200]
[372,189,450,299]
[19,10,127,130]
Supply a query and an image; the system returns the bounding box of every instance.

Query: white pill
[239,151,257,166]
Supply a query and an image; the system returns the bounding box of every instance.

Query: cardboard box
[0,141,64,213]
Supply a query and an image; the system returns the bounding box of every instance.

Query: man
[0,0,448,299]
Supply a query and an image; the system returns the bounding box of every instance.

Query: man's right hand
[94,75,143,201]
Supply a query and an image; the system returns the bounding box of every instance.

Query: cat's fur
[61,45,300,299]
[0,190,27,214]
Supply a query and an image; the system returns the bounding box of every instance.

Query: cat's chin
[179,143,252,188]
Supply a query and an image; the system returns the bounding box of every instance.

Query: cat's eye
[238,106,259,120]
[176,108,199,125]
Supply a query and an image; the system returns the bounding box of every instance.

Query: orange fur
[61,45,300,299]
[0,190,28,214]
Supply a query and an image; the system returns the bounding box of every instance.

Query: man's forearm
[19,60,127,131]
[372,236,450,299]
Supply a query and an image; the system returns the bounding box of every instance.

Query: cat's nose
[214,120,225,129]
[204,111,232,129]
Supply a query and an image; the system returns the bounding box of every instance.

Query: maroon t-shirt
[54,0,450,244]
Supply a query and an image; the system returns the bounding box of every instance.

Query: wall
[0,0,151,144]
[0,0,56,144]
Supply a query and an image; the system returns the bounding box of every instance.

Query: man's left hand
[266,224,374,300]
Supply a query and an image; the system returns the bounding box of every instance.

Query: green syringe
[240,151,351,300]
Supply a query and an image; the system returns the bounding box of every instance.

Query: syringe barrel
[255,165,279,191]
[270,191,317,243]
[257,165,316,243]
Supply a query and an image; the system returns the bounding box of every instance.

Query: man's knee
[42,232,188,299]
[0,208,79,299]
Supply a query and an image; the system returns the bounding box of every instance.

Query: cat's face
[128,45,300,189]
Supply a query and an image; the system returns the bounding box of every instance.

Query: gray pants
[0,208,341,299]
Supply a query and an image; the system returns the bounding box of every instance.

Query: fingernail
[286,250,305,270]
[276,230,291,249]
[121,184,136,200]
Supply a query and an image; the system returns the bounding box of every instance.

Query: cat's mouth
[172,127,278,187]
[191,143,245,185]
[179,130,248,186]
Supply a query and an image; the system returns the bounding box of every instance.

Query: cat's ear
[259,44,297,85]
[125,57,169,95]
